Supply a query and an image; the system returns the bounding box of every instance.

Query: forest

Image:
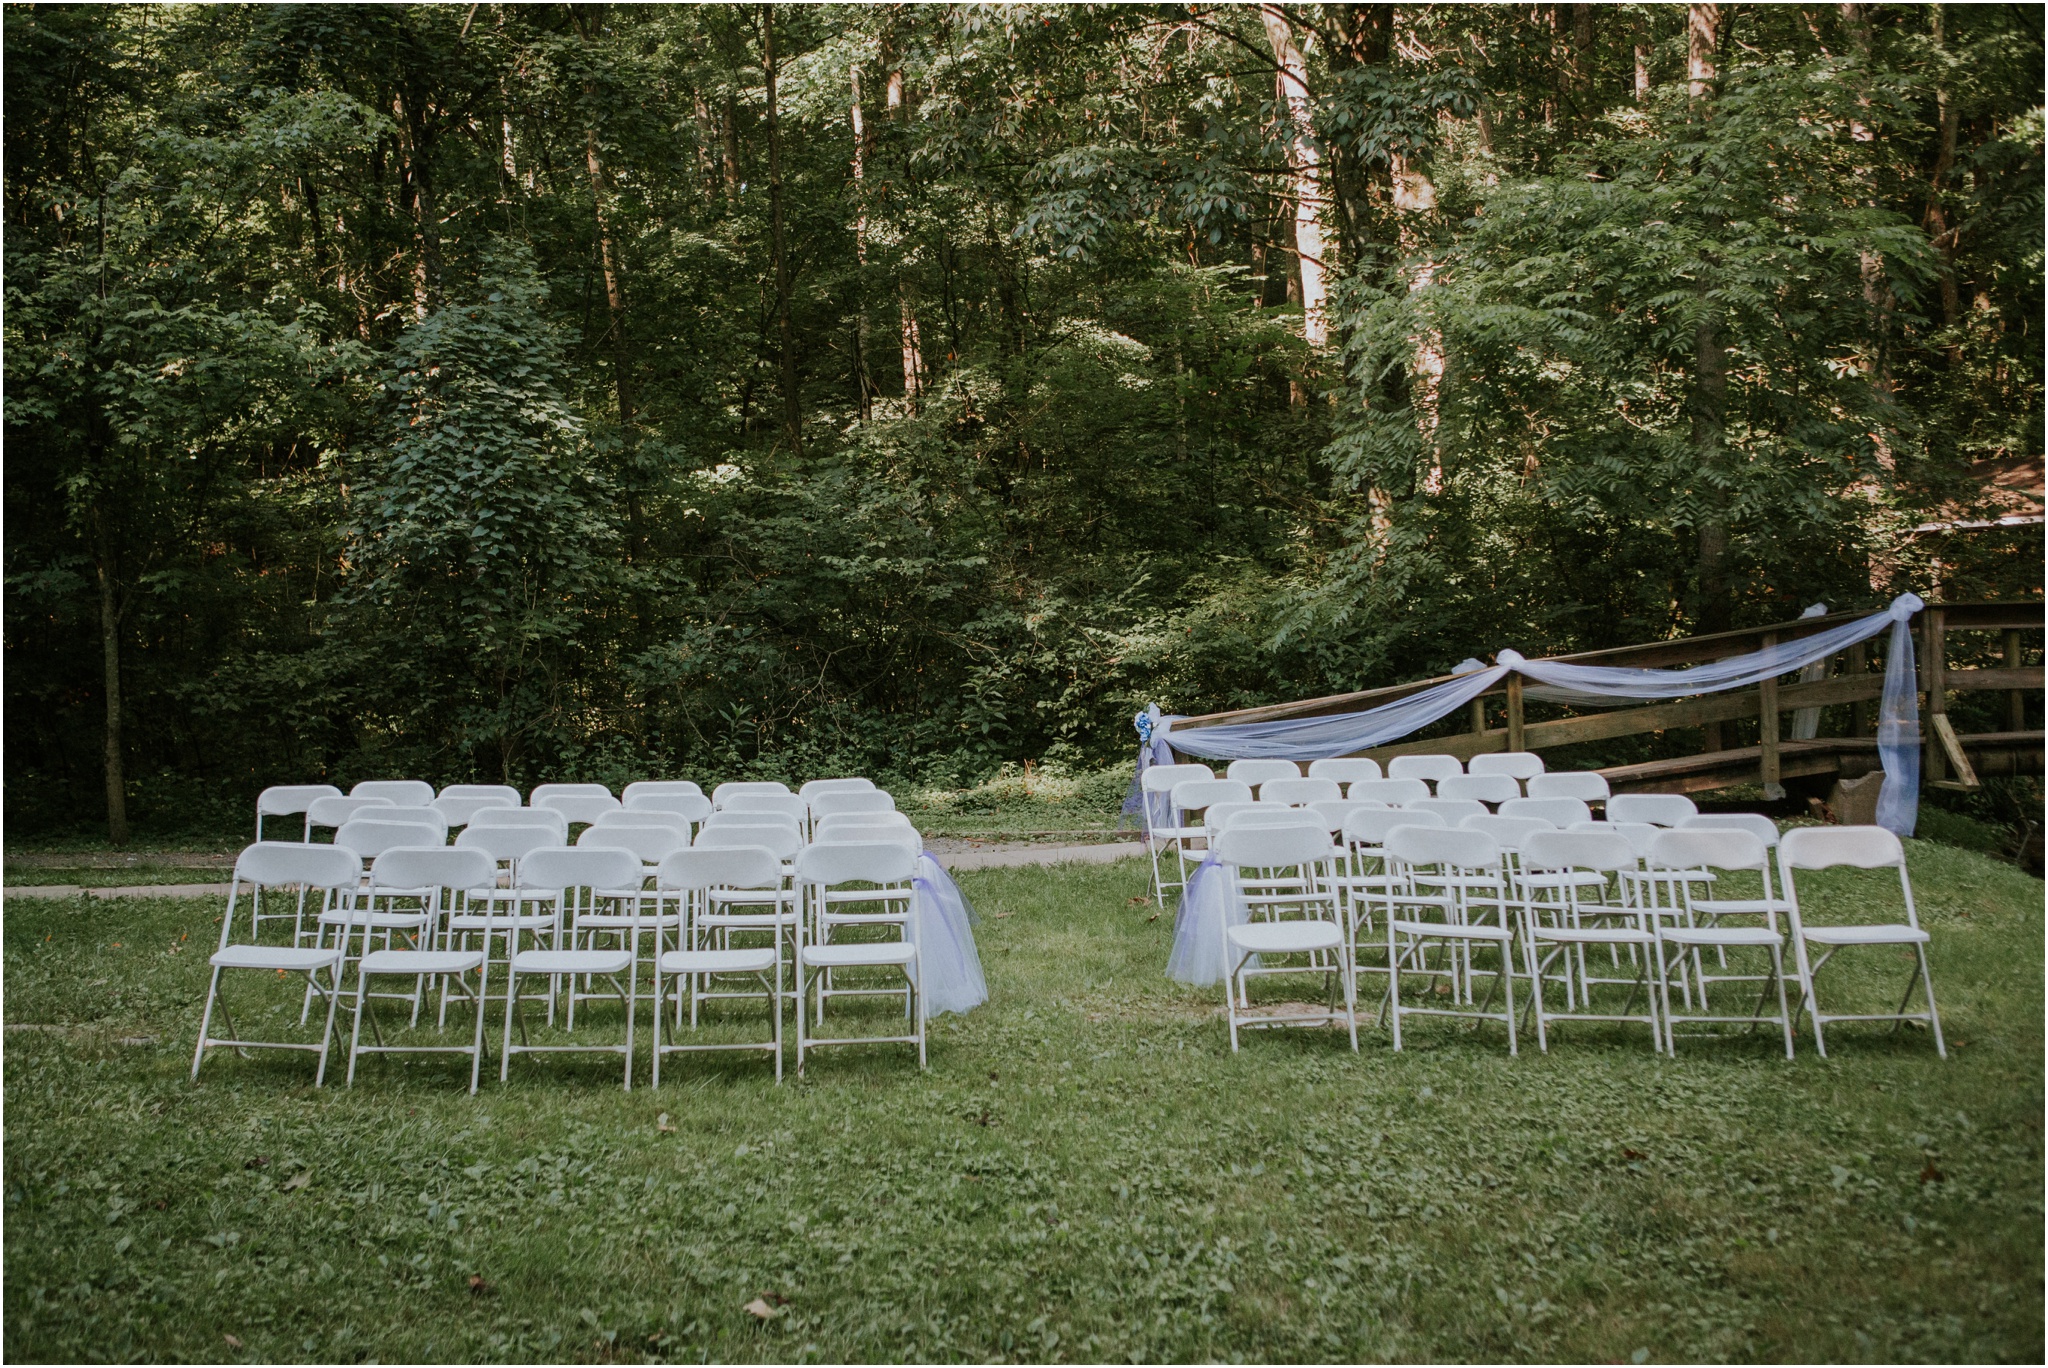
[5,2,2042,841]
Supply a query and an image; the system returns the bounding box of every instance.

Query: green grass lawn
[4,843,2041,1363]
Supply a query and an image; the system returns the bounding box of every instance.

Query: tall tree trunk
[1260,4,1328,348]
[899,280,924,404]
[1924,3,1962,364]
[1570,3,1596,121]
[1841,2,1898,444]
[1688,3,1730,634]
[762,5,802,456]
[583,131,633,425]
[721,96,741,201]
[1634,15,1651,99]
[94,516,128,845]
[395,91,439,318]
[850,68,874,418]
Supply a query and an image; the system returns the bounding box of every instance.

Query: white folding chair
[562,838,681,1019]
[534,791,623,827]
[794,841,924,1073]
[1499,796,1593,829]
[476,807,570,841]
[1438,773,1521,807]
[594,808,691,836]
[1307,757,1382,790]
[1528,771,1610,803]
[799,777,876,800]
[1469,751,1544,785]
[1168,778,1254,888]
[1347,778,1431,807]
[328,817,444,877]
[712,780,794,809]
[1679,812,1781,847]
[624,780,707,807]
[1609,793,1699,827]
[1309,798,1388,835]
[579,821,688,881]
[1225,759,1302,795]
[344,848,495,1092]
[434,784,522,829]
[1387,754,1463,791]
[350,780,435,806]
[1517,830,1660,1053]
[1779,826,1945,1059]
[192,844,359,1086]
[652,847,786,1084]
[1407,797,1488,825]
[371,806,450,843]
[702,810,802,839]
[815,811,919,839]
[809,790,896,821]
[499,847,640,1090]
[453,826,567,1014]
[726,793,811,828]
[531,782,614,802]
[1382,826,1517,1054]
[1138,762,1216,906]
[1649,830,1795,1059]
[1213,823,1357,1054]
[1259,776,1343,808]
[624,791,711,827]
[305,794,394,841]
[257,784,340,841]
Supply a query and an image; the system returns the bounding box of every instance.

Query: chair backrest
[1169,779,1253,813]
[810,790,896,819]
[657,845,783,891]
[233,841,361,890]
[467,807,569,838]
[703,808,801,833]
[350,779,436,805]
[533,792,622,825]
[1139,762,1215,795]
[1310,798,1387,833]
[623,779,705,806]
[1678,812,1780,847]
[1346,778,1431,807]
[530,782,614,802]
[1385,824,1501,871]
[1437,773,1521,806]
[368,846,494,892]
[1499,797,1593,829]
[1407,797,1488,824]
[820,821,923,852]
[306,795,394,830]
[1343,808,1446,847]
[1468,751,1545,781]
[726,793,809,823]
[332,819,445,860]
[1649,829,1767,873]
[1460,814,1553,853]
[456,824,559,866]
[1569,820,1662,862]
[795,840,918,886]
[625,791,711,823]
[1306,757,1382,786]
[1521,830,1635,875]
[1778,825,1904,871]
[596,808,690,835]
[374,806,450,839]
[1201,802,1262,833]
[257,784,341,818]
[519,846,644,893]
[1386,754,1463,786]
[439,783,521,804]
[1258,776,1343,807]
[1212,822,1334,870]
[577,823,688,863]
[711,780,793,808]
[694,823,803,859]
[1608,793,1699,827]
[434,793,521,829]
[798,777,877,799]
[1218,807,1325,835]
[1224,759,1302,787]
[816,811,918,836]
[1528,770,1611,802]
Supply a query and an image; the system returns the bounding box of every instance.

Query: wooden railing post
[1758,632,1783,799]
[1847,641,1869,736]
[1505,674,1525,752]
[1470,694,1487,737]
[2005,628,2027,732]
[1922,607,1948,783]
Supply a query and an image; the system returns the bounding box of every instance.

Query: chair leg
[650,964,665,1089]
[313,965,343,1087]
[467,961,488,1095]
[346,972,371,1086]
[1917,945,1947,1058]
[500,969,519,1084]
[191,967,224,1082]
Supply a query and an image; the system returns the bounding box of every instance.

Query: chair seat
[802,942,915,968]
[697,909,797,927]
[820,910,910,927]
[1689,898,1791,917]
[212,945,342,972]
[1228,922,1342,955]
[1391,918,1513,941]
[1517,871,1610,890]
[1661,926,1781,948]
[509,949,633,976]
[360,949,483,975]
[1156,825,1205,841]
[1800,924,1931,947]
[659,948,778,975]
[448,911,558,931]
[706,890,788,906]
[1531,925,1657,945]
[575,912,681,930]
[319,909,431,930]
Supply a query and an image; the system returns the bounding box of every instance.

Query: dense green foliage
[5,4,2041,837]
[5,845,2042,1360]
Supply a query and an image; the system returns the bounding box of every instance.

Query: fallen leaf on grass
[656,1112,676,1133]
[991,911,1013,919]
[1919,1162,1946,1184]
[1127,896,1150,906]
[282,1170,310,1191]
[468,1274,494,1296]
[243,1156,268,1170]
[223,1334,243,1349]
[1146,912,1160,922]
[743,1293,788,1320]
[1622,1148,1647,1162]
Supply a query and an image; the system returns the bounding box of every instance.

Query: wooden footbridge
[1166,601,2043,802]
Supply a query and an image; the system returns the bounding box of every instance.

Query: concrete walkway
[3,837,1147,900]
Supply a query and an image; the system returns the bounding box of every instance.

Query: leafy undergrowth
[895,763,1132,840]
[3,843,2041,1363]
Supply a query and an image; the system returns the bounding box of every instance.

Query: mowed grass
[4,843,2041,1363]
